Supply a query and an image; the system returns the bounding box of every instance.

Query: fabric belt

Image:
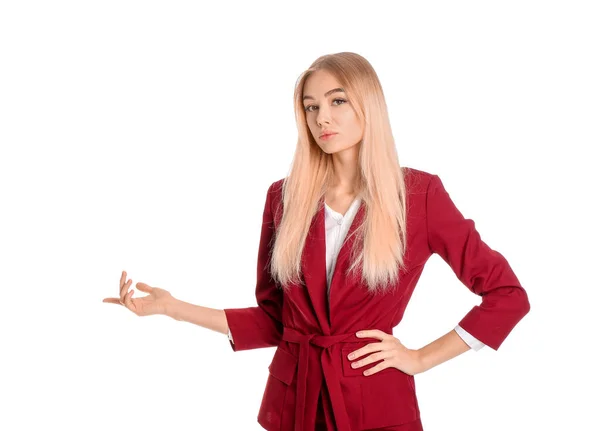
[281,327,373,431]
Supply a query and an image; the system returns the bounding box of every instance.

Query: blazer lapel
[327,200,366,321]
[301,196,331,334]
[301,196,366,333]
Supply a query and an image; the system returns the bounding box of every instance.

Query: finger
[120,279,132,302]
[351,350,394,370]
[123,289,135,309]
[363,360,392,376]
[103,298,122,304]
[136,282,152,293]
[356,329,389,340]
[120,271,126,289]
[347,342,382,361]
[120,279,129,301]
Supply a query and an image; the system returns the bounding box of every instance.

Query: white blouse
[228,197,485,352]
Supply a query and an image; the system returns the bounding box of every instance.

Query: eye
[304,98,347,112]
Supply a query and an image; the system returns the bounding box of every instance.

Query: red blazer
[224,167,530,431]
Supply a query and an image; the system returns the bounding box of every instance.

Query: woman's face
[302,70,364,155]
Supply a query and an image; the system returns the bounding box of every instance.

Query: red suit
[224,167,530,430]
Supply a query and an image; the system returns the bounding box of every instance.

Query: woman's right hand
[102,271,175,317]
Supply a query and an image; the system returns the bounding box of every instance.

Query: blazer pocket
[268,347,297,385]
[339,346,366,426]
[359,368,419,429]
[258,347,298,431]
[341,346,418,429]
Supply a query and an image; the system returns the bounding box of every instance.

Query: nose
[316,107,331,127]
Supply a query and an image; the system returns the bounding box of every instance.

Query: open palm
[103,271,173,317]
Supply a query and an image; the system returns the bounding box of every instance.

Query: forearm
[165,298,229,336]
[416,329,471,374]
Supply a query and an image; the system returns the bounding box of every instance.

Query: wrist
[164,297,181,320]
[413,348,428,375]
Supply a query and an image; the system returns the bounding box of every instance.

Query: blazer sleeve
[222,182,284,351]
[426,174,530,350]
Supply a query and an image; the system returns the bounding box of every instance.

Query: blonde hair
[271,52,408,294]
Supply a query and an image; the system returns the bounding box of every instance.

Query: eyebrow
[302,87,345,101]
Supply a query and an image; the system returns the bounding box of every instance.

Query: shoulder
[401,166,438,194]
[270,177,286,190]
[267,177,286,199]
[264,178,286,223]
[263,178,286,211]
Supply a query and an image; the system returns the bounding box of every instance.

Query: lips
[320,132,337,138]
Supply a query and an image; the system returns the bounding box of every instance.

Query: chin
[318,145,339,154]
[330,144,356,154]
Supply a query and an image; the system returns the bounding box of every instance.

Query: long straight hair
[271,52,408,294]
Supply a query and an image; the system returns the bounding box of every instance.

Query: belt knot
[280,327,365,431]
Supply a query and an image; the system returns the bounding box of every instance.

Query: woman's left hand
[347,329,423,376]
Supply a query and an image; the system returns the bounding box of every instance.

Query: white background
[1,1,598,430]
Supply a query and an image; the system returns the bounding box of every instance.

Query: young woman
[104,52,530,431]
